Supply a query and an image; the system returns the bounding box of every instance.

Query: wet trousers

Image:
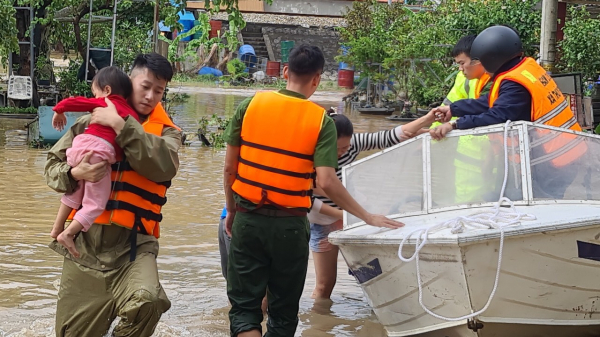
[227,212,309,337]
[55,252,171,337]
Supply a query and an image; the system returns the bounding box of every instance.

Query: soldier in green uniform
[45,53,180,337]
[223,44,403,337]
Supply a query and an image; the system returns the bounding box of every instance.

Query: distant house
[185,0,431,17]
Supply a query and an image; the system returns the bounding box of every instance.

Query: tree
[1,0,272,103]
[338,0,542,106]
[557,6,600,85]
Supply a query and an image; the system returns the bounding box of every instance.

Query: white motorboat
[329,121,600,337]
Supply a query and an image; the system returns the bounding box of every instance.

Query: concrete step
[243,39,265,45]
[242,31,264,37]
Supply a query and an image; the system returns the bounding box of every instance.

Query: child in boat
[49,66,140,257]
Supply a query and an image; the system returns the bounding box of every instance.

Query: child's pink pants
[61,133,117,231]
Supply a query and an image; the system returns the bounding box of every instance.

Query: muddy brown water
[0,87,403,336]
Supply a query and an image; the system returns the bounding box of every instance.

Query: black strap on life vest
[129,214,149,262]
[105,159,170,262]
[236,174,312,197]
[105,200,163,222]
[238,157,315,180]
[105,200,163,262]
[111,161,171,188]
[236,190,308,217]
[241,139,314,161]
[111,181,168,206]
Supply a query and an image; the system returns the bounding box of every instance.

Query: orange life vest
[474,72,491,98]
[68,103,179,252]
[488,57,586,167]
[232,91,325,210]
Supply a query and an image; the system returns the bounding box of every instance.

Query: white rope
[397,120,536,322]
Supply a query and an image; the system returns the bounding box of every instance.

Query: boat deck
[329,203,600,245]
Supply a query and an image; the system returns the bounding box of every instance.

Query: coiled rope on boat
[397,120,536,322]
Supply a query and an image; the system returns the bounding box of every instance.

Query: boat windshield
[342,121,600,228]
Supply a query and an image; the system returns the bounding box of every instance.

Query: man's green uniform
[223,89,338,337]
[45,113,181,337]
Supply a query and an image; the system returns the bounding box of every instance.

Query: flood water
[0,87,402,336]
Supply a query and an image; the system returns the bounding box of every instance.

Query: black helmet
[470,25,523,74]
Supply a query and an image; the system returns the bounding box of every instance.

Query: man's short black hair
[93,66,132,99]
[452,35,477,58]
[288,44,325,78]
[131,53,173,82]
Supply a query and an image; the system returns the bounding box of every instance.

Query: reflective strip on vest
[488,57,587,167]
[232,91,324,209]
[443,72,470,106]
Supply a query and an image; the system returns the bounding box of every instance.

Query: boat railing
[342,121,600,229]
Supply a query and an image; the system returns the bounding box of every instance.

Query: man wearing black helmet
[430,25,586,199]
[430,25,532,137]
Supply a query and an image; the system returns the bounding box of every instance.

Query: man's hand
[70,152,109,183]
[225,210,236,237]
[429,105,452,123]
[365,214,404,229]
[91,97,125,135]
[429,123,454,141]
[52,113,67,132]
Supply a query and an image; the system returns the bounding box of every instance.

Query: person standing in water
[223,44,404,337]
[309,110,437,300]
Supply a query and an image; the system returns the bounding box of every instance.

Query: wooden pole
[152,0,160,53]
[540,0,558,73]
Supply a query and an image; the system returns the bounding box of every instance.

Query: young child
[50,66,140,257]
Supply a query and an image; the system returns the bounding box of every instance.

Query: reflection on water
[0,88,402,336]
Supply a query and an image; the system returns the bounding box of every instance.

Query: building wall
[262,25,341,81]
[187,0,353,17]
[264,1,352,17]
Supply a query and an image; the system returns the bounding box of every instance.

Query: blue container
[178,11,196,42]
[239,45,257,70]
[238,45,256,57]
[36,106,87,144]
[198,66,223,77]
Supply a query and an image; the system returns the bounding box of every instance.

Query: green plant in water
[30,135,51,149]
[197,113,231,148]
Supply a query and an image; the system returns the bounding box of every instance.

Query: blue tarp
[198,67,223,77]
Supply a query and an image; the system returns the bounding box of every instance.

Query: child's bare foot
[50,223,64,239]
[57,232,80,258]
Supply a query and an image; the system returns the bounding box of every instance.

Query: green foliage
[339,0,541,106]
[0,2,18,65]
[56,61,92,97]
[0,106,37,114]
[557,6,600,85]
[160,0,273,73]
[226,58,249,81]
[435,0,541,57]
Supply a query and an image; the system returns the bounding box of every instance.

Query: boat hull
[335,223,600,336]
[357,107,395,115]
